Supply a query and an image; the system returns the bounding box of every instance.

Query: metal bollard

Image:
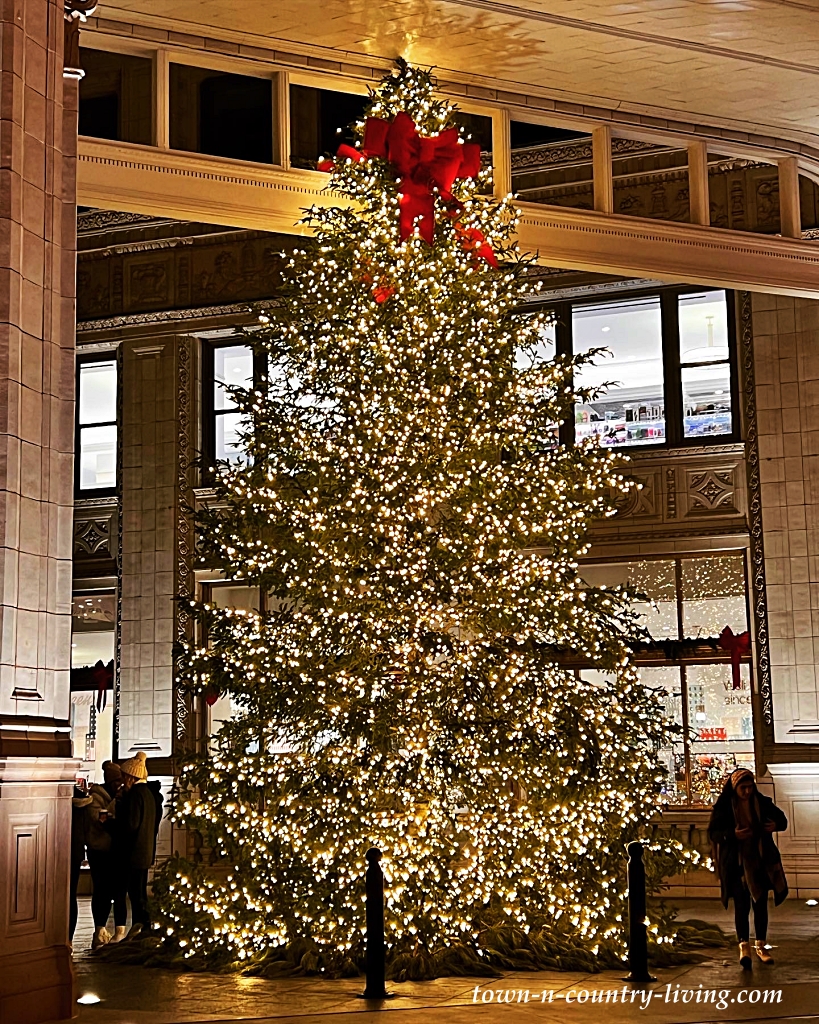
[359,847,394,1001]
[623,841,656,983]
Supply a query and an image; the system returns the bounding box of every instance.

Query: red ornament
[719,626,751,690]
[319,113,496,264]
[205,690,220,707]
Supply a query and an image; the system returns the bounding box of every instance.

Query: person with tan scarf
[708,768,788,969]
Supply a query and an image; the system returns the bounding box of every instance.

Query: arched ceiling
[98,0,819,142]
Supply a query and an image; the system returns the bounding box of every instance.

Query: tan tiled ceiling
[100,0,819,140]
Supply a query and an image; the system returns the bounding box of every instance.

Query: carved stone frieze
[665,467,677,519]
[593,446,747,540]
[77,220,297,322]
[614,471,659,520]
[685,467,739,516]
[73,498,119,559]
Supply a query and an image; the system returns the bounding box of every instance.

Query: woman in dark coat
[708,767,788,969]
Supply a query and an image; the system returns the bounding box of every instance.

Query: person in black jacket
[115,752,157,939]
[708,768,788,969]
[70,782,93,945]
[146,778,164,863]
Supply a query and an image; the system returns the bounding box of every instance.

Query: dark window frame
[533,286,740,451]
[75,353,118,498]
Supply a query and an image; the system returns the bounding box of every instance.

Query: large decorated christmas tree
[156,61,687,977]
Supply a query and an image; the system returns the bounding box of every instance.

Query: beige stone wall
[118,339,177,758]
[752,292,819,744]
[752,292,819,897]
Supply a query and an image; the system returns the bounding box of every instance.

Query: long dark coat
[115,781,157,871]
[708,780,788,909]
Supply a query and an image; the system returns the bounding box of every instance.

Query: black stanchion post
[359,847,394,1001]
[623,841,656,983]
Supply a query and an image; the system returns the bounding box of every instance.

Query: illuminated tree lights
[156,60,694,978]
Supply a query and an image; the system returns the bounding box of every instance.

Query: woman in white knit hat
[114,751,156,938]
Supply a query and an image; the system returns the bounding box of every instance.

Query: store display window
[573,296,665,447]
[580,553,753,806]
[70,592,116,783]
[538,288,738,449]
[679,292,733,439]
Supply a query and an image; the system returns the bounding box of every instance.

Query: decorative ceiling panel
[97,1,819,139]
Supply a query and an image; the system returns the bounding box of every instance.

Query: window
[573,296,665,446]
[203,583,262,736]
[678,291,733,438]
[170,65,274,163]
[203,342,260,465]
[289,85,369,170]
[545,288,737,449]
[510,121,593,211]
[76,358,117,494]
[78,48,153,145]
[581,553,754,806]
[70,591,116,782]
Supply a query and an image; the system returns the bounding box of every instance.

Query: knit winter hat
[730,767,754,789]
[102,760,122,779]
[120,750,148,780]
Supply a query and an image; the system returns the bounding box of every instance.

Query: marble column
[0,1,80,1020]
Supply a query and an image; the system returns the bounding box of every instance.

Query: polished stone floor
[52,898,819,1024]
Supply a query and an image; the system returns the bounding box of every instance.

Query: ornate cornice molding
[77,301,261,333]
[78,209,158,233]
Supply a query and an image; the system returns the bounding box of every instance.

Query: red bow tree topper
[319,112,497,266]
[719,625,751,689]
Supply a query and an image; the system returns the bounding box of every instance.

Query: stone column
[0,1,80,1021]
[118,338,177,762]
[752,291,819,896]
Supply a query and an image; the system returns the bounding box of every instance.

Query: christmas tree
[156,61,688,977]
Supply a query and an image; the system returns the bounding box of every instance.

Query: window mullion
[727,291,742,442]
[555,301,575,447]
[661,290,683,447]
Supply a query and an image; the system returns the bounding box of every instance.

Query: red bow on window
[719,625,751,690]
[319,113,496,266]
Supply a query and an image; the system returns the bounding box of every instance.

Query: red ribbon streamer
[719,625,751,689]
[91,660,111,712]
[319,113,495,264]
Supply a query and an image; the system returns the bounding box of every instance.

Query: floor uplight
[77,994,101,1005]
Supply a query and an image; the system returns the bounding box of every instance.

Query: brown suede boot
[739,941,753,969]
[754,940,774,964]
